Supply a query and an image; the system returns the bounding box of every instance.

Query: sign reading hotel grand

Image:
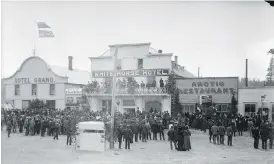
[176,77,238,104]
[92,69,169,77]
[15,77,54,84]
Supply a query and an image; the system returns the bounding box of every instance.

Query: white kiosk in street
[76,121,106,152]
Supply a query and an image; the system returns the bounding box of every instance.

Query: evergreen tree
[230,93,238,115]
[166,73,182,117]
[28,99,45,109]
[265,48,274,86]
[127,77,138,94]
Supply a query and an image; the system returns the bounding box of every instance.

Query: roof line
[109,42,151,48]
[175,77,239,79]
[3,56,68,80]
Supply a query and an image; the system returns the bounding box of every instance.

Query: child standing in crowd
[167,125,176,150]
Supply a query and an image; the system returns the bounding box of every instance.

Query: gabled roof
[50,65,91,85]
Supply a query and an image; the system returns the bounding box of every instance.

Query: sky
[1,1,274,80]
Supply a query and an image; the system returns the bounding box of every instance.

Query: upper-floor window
[49,84,55,95]
[15,84,20,96]
[138,59,143,69]
[32,84,37,96]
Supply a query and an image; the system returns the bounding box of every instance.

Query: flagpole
[33,20,38,56]
[110,46,118,149]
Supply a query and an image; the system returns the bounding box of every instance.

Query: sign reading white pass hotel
[92,69,169,77]
[176,77,238,104]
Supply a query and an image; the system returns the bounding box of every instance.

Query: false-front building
[85,42,195,114]
[3,56,90,110]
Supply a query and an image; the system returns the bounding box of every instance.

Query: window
[49,84,55,95]
[138,59,143,69]
[32,84,37,96]
[46,100,56,109]
[182,104,195,113]
[15,84,20,96]
[244,104,256,117]
[216,104,229,113]
[22,100,31,109]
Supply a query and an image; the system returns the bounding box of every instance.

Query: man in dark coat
[252,127,260,149]
[141,122,148,142]
[218,124,226,145]
[40,119,46,137]
[124,125,133,149]
[226,124,233,146]
[151,120,159,140]
[260,122,270,150]
[53,119,60,140]
[131,122,139,142]
[159,121,165,140]
[6,119,12,138]
[18,117,24,133]
[117,124,124,149]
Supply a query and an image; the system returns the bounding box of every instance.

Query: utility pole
[198,67,200,78]
[110,46,118,149]
[245,59,248,87]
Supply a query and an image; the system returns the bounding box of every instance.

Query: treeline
[238,78,266,88]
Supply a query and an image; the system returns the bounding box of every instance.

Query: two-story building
[3,56,91,110]
[85,42,195,114]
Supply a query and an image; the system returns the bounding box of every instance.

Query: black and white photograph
[1,0,274,164]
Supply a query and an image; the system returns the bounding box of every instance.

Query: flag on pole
[37,22,54,38]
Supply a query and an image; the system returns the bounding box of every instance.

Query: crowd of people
[1,106,274,151]
[188,112,274,150]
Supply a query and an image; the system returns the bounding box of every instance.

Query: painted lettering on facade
[65,88,82,95]
[92,69,169,77]
[180,79,236,95]
[15,77,54,84]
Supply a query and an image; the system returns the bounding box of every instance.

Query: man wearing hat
[124,125,133,149]
[117,124,124,149]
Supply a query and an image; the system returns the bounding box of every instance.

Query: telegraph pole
[198,67,200,78]
[110,46,118,149]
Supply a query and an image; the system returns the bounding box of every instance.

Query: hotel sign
[92,69,169,77]
[15,77,55,84]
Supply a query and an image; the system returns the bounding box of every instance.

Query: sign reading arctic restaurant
[176,77,238,103]
[15,77,54,84]
[92,69,169,77]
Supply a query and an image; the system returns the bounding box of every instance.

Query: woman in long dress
[183,126,191,151]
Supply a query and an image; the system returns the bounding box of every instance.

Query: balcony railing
[83,87,168,96]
